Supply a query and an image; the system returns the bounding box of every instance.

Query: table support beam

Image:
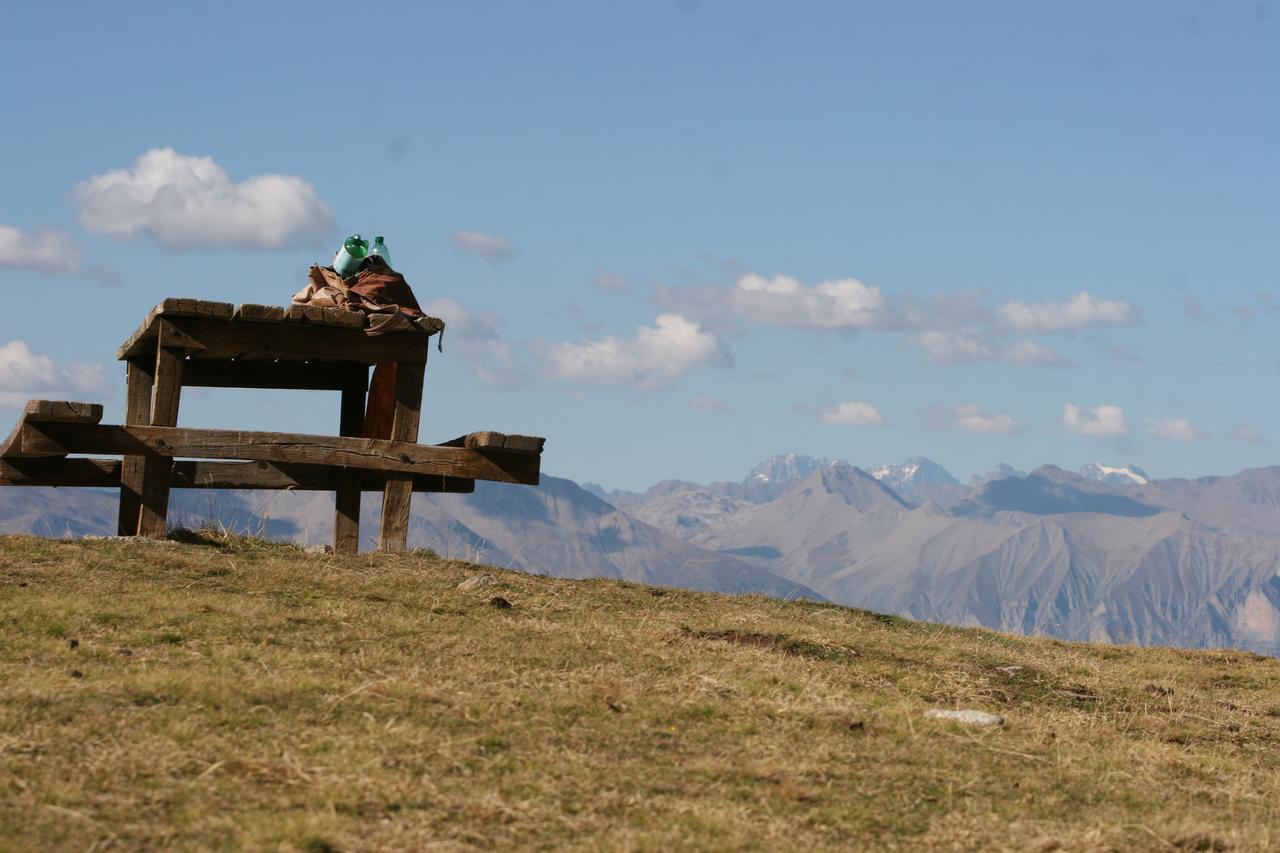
[380,361,426,552]
[137,327,184,539]
[334,368,368,555]
[117,358,154,535]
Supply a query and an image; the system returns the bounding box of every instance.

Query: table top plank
[118,297,444,360]
[233,303,286,323]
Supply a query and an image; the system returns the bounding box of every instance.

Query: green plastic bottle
[369,235,392,269]
[333,234,369,277]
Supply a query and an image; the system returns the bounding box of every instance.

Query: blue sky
[1,1,1276,490]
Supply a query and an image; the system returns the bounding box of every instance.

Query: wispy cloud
[422,297,529,390]
[1147,416,1205,442]
[1062,403,1129,438]
[925,403,1021,433]
[689,393,729,413]
[593,269,629,293]
[451,230,519,265]
[1232,425,1266,444]
[0,224,114,281]
[75,148,334,250]
[998,291,1140,334]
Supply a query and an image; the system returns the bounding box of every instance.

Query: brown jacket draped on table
[292,258,425,439]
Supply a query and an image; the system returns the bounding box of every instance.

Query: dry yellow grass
[2,531,1280,850]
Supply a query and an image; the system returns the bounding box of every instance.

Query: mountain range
[4,453,1280,655]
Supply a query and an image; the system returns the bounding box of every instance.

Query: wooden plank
[22,423,542,485]
[285,304,365,329]
[117,358,154,534]
[23,401,104,423]
[157,298,234,319]
[333,370,368,555]
[0,457,475,493]
[380,362,426,552]
[120,317,430,365]
[443,432,546,454]
[181,360,367,391]
[232,303,285,323]
[137,335,184,539]
[415,316,446,335]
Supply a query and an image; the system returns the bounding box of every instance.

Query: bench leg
[117,358,154,535]
[333,369,368,555]
[137,341,184,539]
[379,361,425,552]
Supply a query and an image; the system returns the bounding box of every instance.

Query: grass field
[3,532,1280,850]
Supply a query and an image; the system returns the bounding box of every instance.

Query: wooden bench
[0,299,545,553]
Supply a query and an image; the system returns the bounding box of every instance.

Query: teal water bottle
[368,235,392,269]
[333,234,369,277]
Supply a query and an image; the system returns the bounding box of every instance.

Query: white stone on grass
[925,708,1004,726]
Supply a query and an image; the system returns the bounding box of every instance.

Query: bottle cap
[375,236,384,243]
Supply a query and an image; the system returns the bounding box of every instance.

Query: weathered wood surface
[118,300,444,361]
[440,432,546,454]
[334,371,368,555]
[119,317,430,365]
[0,458,475,493]
[19,422,540,485]
[380,361,426,551]
[181,360,368,392]
[137,337,184,538]
[285,304,366,329]
[232,303,286,323]
[24,400,104,423]
[117,359,155,535]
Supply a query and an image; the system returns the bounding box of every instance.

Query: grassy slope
[2,534,1279,851]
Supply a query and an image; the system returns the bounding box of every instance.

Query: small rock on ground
[458,573,496,591]
[925,708,1004,726]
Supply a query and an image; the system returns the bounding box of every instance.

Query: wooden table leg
[117,357,154,535]
[333,367,368,555]
[379,361,425,552]
[137,326,185,539]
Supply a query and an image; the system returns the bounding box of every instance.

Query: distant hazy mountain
[0,477,820,602]
[970,463,1027,488]
[871,456,969,508]
[1079,463,1151,486]
[8,455,1280,654]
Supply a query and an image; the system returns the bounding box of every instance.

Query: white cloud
[1148,417,1205,442]
[422,297,528,390]
[821,401,885,427]
[0,225,82,275]
[1062,403,1129,438]
[926,403,1020,433]
[593,269,629,293]
[451,230,519,265]
[0,340,105,406]
[1232,425,1266,444]
[1002,340,1071,367]
[537,314,730,390]
[74,148,334,250]
[999,291,1139,333]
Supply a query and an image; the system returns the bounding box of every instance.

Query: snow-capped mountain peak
[871,457,960,489]
[1079,463,1151,486]
[745,454,844,486]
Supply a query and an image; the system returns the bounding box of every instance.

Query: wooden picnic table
[0,298,545,554]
